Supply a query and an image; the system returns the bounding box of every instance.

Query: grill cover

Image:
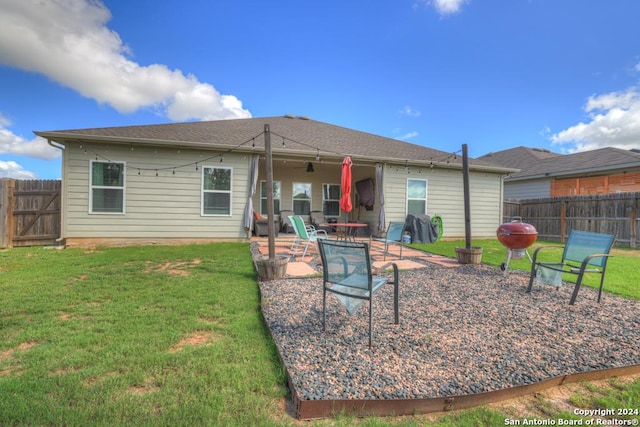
[404,214,440,244]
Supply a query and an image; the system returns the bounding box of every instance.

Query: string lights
[80,129,463,177]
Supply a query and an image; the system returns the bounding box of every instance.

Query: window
[260,180,281,214]
[202,166,232,215]
[90,160,125,214]
[292,182,311,215]
[407,178,427,215]
[322,183,340,216]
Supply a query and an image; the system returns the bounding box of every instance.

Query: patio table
[323,222,368,241]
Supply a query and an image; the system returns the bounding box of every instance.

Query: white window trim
[201,165,233,217]
[322,182,340,217]
[260,180,281,215]
[292,182,312,215]
[89,160,126,215]
[406,178,428,215]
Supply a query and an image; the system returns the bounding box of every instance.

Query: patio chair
[289,215,328,260]
[317,239,399,347]
[253,211,279,237]
[280,210,295,233]
[525,230,615,305]
[310,210,335,233]
[372,221,406,260]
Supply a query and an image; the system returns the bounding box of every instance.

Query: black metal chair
[279,210,295,233]
[526,230,615,305]
[317,239,399,347]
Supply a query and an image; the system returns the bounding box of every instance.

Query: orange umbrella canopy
[340,156,353,213]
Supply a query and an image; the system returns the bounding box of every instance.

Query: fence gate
[0,179,61,248]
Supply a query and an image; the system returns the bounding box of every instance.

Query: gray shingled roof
[36,115,513,172]
[478,146,562,171]
[478,146,640,180]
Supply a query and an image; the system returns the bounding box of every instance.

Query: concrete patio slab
[372,259,426,271]
[252,235,461,277]
[285,261,320,277]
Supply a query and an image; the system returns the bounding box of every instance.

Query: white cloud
[0,160,38,179]
[400,106,421,117]
[414,0,470,15]
[0,113,61,160]
[0,0,251,121]
[550,88,640,152]
[398,131,419,140]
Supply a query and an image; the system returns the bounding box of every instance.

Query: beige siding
[62,144,250,241]
[62,146,505,244]
[383,164,503,239]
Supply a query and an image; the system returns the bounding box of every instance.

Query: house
[479,146,640,199]
[35,115,515,248]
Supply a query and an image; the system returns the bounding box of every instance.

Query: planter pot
[254,255,289,281]
[455,246,483,264]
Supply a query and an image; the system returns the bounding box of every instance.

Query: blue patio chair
[526,230,615,305]
[317,239,399,347]
[289,215,328,259]
[372,221,406,260]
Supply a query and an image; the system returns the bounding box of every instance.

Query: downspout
[47,139,65,151]
[46,139,66,243]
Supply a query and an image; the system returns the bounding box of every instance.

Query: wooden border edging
[291,364,640,420]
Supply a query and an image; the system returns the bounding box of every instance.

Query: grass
[1,242,638,426]
[0,244,287,426]
[411,238,640,299]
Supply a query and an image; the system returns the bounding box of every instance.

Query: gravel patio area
[259,261,640,406]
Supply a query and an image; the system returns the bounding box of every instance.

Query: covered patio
[251,233,458,277]
[253,236,640,420]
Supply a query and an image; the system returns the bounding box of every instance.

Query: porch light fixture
[306,162,314,173]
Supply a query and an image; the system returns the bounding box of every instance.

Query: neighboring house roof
[478,146,562,171]
[36,115,515,173]
[478,146,640,181]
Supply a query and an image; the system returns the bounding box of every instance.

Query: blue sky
[1,0,640,179]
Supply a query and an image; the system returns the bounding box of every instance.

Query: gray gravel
[259,262,640,401]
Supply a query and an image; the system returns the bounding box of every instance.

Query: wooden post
[264,124,276,261]
[631,194,638,249]
[560,200,567,242]
[462,144,472,249]
[0,179,15,248]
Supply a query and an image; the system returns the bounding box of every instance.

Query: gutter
[47,138,65,151]
[507,162,640,181]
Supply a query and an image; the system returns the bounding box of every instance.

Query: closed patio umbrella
[340,156,353,223]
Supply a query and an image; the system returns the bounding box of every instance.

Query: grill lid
[497,217,538,249]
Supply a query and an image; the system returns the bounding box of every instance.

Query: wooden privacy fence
[0,179,61,248]
[504,192,640,248]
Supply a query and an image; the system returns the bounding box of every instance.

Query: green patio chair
[318,239,399,347]
[526,230,615,305]
[289,215,328,259]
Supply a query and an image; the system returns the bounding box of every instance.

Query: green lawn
[0,244,286,426]
[0,242,638,426]
[411,238,640,299]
